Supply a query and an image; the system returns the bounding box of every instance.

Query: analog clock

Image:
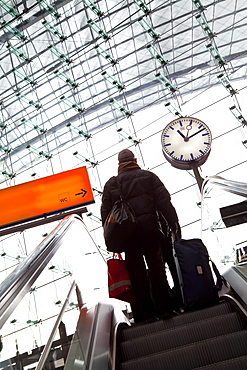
[161,117,212,170]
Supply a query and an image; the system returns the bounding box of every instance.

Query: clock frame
[161,117,212,170]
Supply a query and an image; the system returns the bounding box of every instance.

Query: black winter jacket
[101,165,179,237]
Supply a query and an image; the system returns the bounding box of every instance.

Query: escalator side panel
[65,303,115,370]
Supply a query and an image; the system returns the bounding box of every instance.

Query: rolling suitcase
[173,238,222,310]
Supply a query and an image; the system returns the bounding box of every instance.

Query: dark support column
[16,341,23,370]
[59,321,69,364]
[191,163,204,191]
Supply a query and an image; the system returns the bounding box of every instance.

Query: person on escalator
[101,149,181,323]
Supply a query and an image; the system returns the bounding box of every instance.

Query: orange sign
[0,166,94,227]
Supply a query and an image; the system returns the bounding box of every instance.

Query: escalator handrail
[0,214,84,329]
[36,280,76,370]
[63,301,130,370]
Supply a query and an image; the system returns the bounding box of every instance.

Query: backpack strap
[115,175,124,200]
[210,258,223,291]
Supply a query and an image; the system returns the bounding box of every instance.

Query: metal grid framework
[0,1,247,360]
[0,0,246,184]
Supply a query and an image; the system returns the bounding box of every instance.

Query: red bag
[107,254,137,303]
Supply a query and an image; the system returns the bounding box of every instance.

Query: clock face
[161,117,212,170]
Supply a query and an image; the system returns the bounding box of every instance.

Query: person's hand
[172,223,181,240]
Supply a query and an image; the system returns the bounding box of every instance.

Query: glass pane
[201,179,247,273]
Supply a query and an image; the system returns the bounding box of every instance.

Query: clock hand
[177,130,185,139]
[188,127,206,139]
[185,123,192,140]
[177,130,189,142]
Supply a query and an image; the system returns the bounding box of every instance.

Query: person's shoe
[132,316,159,325]
[145,316,159,324]
[159,312,173,320]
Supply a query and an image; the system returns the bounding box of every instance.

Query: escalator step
[193,355,247,369]
[119,329,247,370]
[120,301,234,342]
[120,312,245,362]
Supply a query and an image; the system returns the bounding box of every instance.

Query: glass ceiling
[0,0,247,178]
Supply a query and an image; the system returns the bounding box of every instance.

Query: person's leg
[125,244,156,321]
[143,236,173,316]
[162,235,183,309]
[129,301,144,323]
[167,254,184,309]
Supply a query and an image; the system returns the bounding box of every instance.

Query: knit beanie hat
[118,149,135,163]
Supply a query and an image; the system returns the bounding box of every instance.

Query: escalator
[116,299,247,369]
[63,271,247,370]
[1,285,246,369]
[60,253,247,370]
